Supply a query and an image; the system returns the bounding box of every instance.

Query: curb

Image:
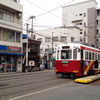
[75,74,100,83]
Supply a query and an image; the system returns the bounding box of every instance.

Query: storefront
[0,45,24,72]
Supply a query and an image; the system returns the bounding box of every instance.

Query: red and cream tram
[55,42,100,78]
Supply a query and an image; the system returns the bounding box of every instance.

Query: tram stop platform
[75,74,100,84]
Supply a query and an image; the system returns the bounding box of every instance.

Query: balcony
[0,0,22,12]
[0,19,22,31]
[72,16,83,23]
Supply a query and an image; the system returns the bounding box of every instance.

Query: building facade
[0,0,23,72]
[22,35,41,72]
[62,0,100,48]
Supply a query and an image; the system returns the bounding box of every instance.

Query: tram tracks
[0,77,72,97]
[0,70,54,81]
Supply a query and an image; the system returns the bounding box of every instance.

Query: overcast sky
[20,0,100,30]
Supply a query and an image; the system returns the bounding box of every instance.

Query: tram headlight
[73,70,79,73]
[55,70,59,72]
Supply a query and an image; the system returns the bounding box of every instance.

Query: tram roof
[57,42,100,51]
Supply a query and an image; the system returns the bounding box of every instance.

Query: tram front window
[61,50,72,59]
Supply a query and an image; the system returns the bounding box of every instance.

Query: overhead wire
[24,0,76,25]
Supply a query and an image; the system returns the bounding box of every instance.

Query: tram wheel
[61,73,67,78]
[70,73,76,79]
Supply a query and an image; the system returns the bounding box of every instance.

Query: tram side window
[89,52,92,60]
[73,49,77,60]
[95,53,97,60]
[57,50,59,59]
[98,54,100,61]
[92,53,94,60]
[85,51,88,60]
[81,50,83,59]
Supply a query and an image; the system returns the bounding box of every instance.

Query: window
[97,11,99,16]
[3,29,10,41]
[98,54,100,60]
[0,11,3,19]
[13,0,18,2]
[92,53,94,60]
[97,29,99,35]
[3,29,16,42]
[89,52,91,60]
[84,13,86,17]
[80,32,82,34]
[79,23,82,25]
[57,50,59,59]
[37,38,42,41]
[45,37,51,42]
[53,36,59,41]
[73,49,77,59]
[60,36,67,42]
[45,49,49,53]
[80,39,83,41]
[95,53,97,60]
[97,20,99,25]
[16,32,21,42]
[81,50,83,59]
[2,29,21,43]
[85,51,88,60]
[84,22,86,27]
[61,50,72,59]
[79,13,82,16]
[10,31,15,42]
[71,37,75,42]
[0,8,14,22]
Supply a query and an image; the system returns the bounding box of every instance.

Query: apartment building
[62,0,100,48]
[0,0,23,72]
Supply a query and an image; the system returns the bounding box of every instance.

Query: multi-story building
[22,34,41,72]
[0,0,23,72]
[62,0,100,48]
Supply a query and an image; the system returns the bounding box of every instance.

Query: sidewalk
[75,74,100,83]
[0,69,54,76]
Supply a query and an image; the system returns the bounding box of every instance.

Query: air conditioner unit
[17,12,22,18]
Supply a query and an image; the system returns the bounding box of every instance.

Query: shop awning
[0,52,24,55]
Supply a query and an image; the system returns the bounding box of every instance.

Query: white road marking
[8,83,72,100]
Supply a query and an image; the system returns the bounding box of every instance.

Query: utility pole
[51,32,54,68]
[25,23,29,72]
[30,15,35,37]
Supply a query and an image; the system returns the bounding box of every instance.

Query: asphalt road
[0,70,100,100]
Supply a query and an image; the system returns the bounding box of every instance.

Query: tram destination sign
[62,61,69,63]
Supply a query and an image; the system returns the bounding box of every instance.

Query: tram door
[81,50,84,73]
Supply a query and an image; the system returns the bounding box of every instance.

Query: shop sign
[0,45,7,50]
[8,47,21,52]
[22,39,28,43]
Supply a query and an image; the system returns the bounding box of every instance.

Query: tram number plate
[63,64,68,66]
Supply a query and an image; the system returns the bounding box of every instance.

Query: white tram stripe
[8,83,72,100]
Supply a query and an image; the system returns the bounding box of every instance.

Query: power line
[24,0,76,25]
